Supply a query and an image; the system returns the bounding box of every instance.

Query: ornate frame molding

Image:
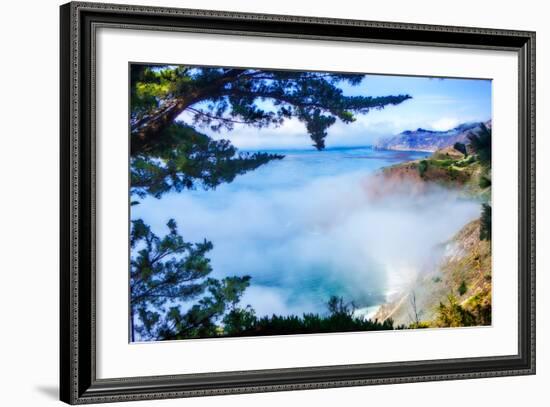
[60,2,535,404]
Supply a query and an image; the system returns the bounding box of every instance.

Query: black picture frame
[60,1,536,404]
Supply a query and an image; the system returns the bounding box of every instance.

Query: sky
[177,73,492,150]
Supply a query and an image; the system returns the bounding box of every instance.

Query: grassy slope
[380,146,488,198]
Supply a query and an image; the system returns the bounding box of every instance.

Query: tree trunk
[130,69,246,155]
[131,97,193,154]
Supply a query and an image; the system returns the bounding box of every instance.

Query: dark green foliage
[222,306,258,336]
[131,65,176,116]
[131,123,283,198]
[453,141,468,157]
[467,123,491,165]
[157,276,252,340]
[479,174,492,189]
[221,296,395,338]
[480,203,492,241]
[130,218,250,341]
[436,295,491,327]
[467,296,492,326]
[327,295,354,315]
[458,280,468,296]
[436,295,477,327]
[229,312,395,337]
[418,160,428,178]
[131,65,411,153]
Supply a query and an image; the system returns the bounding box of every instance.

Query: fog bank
[133,149,480,317]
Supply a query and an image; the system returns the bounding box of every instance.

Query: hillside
[369,145,490,203]
[376,121,490,152]
[372,137,492,328]
[374,219,491,327]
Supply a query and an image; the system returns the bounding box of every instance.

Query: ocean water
[133,146,479,319]
[218,147,429,192]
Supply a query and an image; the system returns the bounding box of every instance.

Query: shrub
[480,203,492,241]
[458,280,468,296]
[463,294,492,326]
[418,160,428,178]
[479,175,492,189]
[453,142,468,157]
[436,293,491,327]
[467,123,491,165]
[435,295,477,327]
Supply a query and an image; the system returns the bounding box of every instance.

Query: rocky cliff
[374,219,491,327]
[376,121,490,153]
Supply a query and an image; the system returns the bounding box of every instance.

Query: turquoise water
[133,146,478,318]
[211,147,428,192]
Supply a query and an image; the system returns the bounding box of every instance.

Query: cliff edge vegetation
[375,218,491,328]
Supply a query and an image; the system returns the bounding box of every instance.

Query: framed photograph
[60,1,535,404]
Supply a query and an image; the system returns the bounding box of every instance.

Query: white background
[0,0,547,405]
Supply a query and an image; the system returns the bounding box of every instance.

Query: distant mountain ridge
[376,120,491,152]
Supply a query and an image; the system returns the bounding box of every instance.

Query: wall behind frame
[0,0,546,406]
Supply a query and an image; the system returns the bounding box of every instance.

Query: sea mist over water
[132,147,481,318]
